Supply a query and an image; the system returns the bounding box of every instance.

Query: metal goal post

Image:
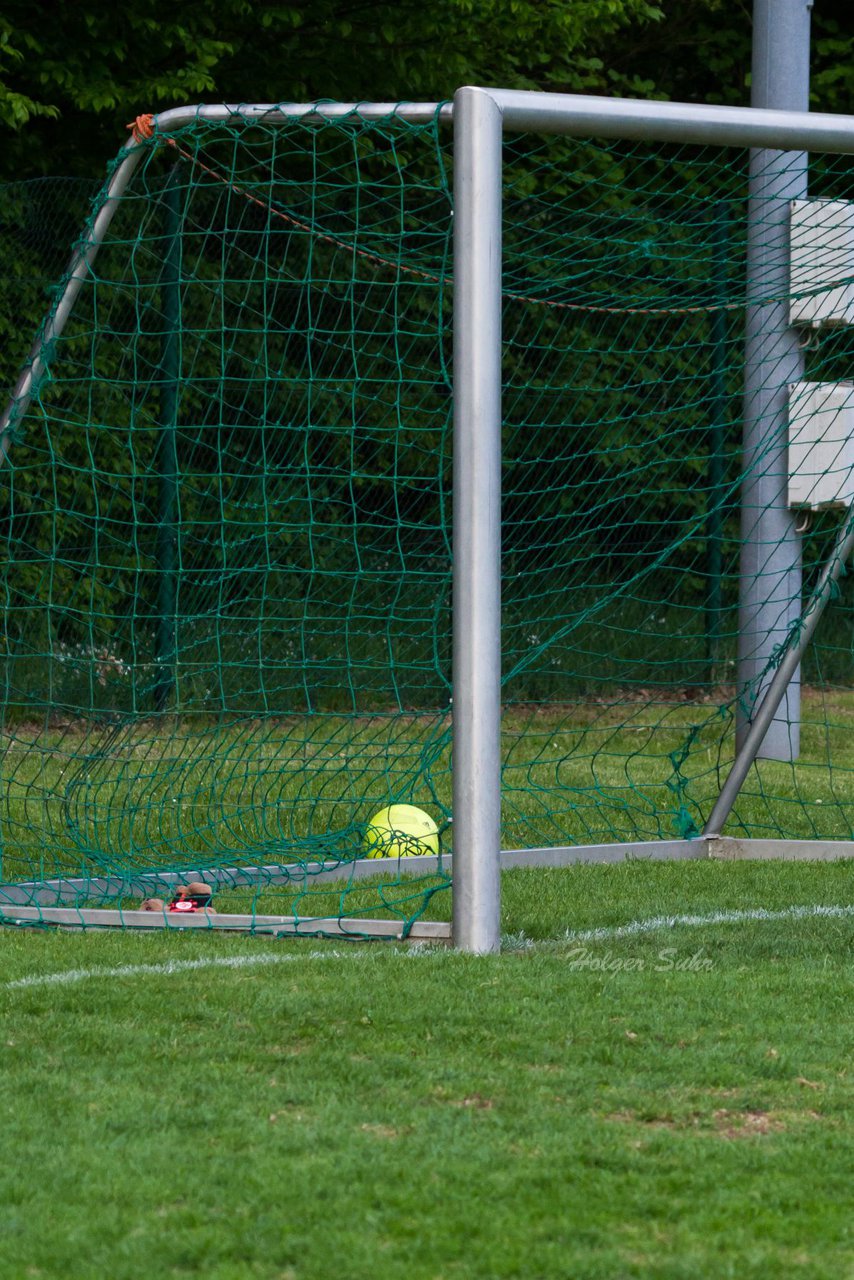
[5,91,854,950]
[451,88,854,952]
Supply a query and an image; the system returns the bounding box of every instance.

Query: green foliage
[0,0,665,177]
[0,25,58,127]
[2,0,854,183]
[609,0,854,114]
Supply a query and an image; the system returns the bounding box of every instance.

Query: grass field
[6,688,854,894]
[2,699,853,1276]
[1,859,852,1279]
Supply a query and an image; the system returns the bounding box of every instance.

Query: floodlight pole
[737,0,813,759]
[451,86,503,953]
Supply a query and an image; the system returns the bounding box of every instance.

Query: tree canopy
[2,1,853,180]
[0,0,661,178]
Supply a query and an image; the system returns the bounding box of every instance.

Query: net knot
[128,114,156,143]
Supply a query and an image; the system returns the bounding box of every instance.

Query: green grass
[6,690,854,896]
[1,860,852,1279]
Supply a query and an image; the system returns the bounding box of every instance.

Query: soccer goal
[3,91,854,949]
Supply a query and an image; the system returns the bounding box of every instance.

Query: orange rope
[128,114,156,144]
[128,112,445,287]
[125,112,850,319]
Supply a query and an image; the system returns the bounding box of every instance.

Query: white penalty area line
[2,940,443,993]
[2,949,340,992]
[556,901,854,947]
[4,904,853,987]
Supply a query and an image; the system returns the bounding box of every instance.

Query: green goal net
[0,108,456,934]
[2,104,854,935]
[498,131,854,852]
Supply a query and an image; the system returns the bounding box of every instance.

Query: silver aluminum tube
[0,140,147,456]
[9,89,854,459]
[7,89,854,459]
[154,102,450,130]
[488,89,854,152]
[451,86,503,953]
[0,101,449,456]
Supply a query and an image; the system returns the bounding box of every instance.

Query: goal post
[451,88,503,953]
[451,87,854,948]
[5,91,854,950]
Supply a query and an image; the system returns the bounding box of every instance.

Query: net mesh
[2,106,854,932]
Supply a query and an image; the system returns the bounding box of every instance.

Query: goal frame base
[4,836,852,941]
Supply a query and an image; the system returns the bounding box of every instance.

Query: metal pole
[0,143,147,460]
[706,202,729,682]
[705,503,854,836]
[451,86,503,953]
[736,0,812,759]
[9,94,854,470]
[489,91,854,151]
[154,167,182,712]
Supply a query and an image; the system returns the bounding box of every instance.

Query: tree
[0,0,663,178]
[608,0,854,113]
[4,1,854,179]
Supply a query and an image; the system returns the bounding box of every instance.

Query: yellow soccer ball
[364,804,439,859]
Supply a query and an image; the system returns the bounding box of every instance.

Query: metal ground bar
[0,837,709,908]
[707,837,854,861]
[0,905,451,942]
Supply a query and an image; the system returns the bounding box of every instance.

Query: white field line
[2,950,338,991]
[557,901,854,946]
[4,903,853,988]
[1,941,445,992]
